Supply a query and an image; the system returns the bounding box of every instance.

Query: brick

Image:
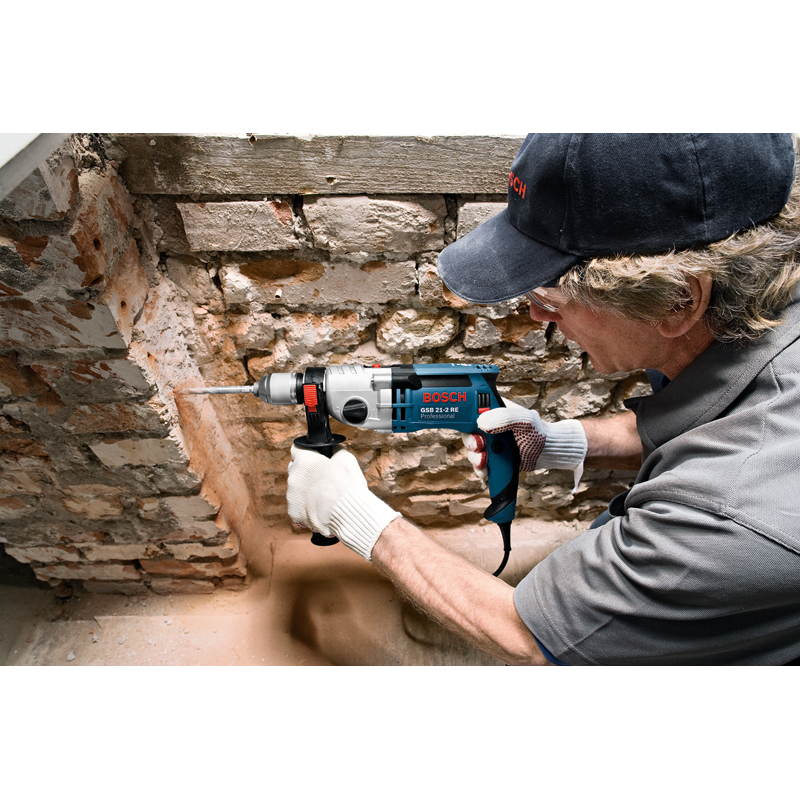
[464,317,502,349]
[29,358,152,403]
[222,257,323,305]
[59,481,124,495]
[0,470,44,496]
[456,202,506,238]
[33,562,142,581]
[4,544,82,563]
[227,312,276,355]
[448,494,489,518]
[0,233,54,297]
[395,493,450,518]
[62,493,125,519]
[377,308,459,352]
[165,256,220,306]
[89,436,187,469]
[163,494,219,521]
[177,200,299,251]
[394,465,476,495]
[279,311,362,356]
[496,315,547,346]
[0,359,52,403]
[139,553,246,578]
[218,576,248,591]
[0,298,126,350]
[304,195,446,253]
[463,315,547,351]
[0,496,37,519]
[64,400,167,435]
[160,520,230,543]
[221,257,416,307]
[53,529,107,545]
[81,543,162,561]
[164,533,239,560]
[125,280,220,399]
[0,416,51,462]
[150,465,204,496]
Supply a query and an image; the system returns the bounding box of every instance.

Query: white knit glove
[286,445,401,561]
[462,400,587,492]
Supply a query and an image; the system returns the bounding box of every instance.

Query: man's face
[528,295,676,377]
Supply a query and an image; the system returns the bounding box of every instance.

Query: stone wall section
[0,134,647,596]
[0,136,255,596]
[122,136,646,537]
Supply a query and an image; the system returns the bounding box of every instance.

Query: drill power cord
[493,522,512,577]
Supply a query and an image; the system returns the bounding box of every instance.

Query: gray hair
[558,136,800,344]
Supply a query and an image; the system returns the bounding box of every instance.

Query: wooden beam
[116,135,525,196]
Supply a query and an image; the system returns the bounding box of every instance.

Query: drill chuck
[253,372,303,405]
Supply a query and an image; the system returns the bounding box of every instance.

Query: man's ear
[657,273,713,339]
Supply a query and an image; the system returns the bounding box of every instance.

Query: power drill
[187,363,521,576]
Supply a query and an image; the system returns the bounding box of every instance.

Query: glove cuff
[538,418,588,471]
[329,487,402,561]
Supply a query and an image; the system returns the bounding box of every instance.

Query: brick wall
[0,134,645,595]
[0,136,251,596]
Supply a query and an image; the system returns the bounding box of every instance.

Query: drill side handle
[293,367,345,547]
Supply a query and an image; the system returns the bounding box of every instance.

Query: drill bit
[178,374,301,405]
[180,385,257,395]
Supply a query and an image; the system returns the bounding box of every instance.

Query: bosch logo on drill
[422,392,467,404]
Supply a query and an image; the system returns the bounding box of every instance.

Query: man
[287,134,800,665]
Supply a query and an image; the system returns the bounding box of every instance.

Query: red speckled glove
[462,400,587,492]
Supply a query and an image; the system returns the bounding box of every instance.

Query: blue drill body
[383,363,520,527]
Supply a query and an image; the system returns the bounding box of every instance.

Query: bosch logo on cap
[509,171,526,199]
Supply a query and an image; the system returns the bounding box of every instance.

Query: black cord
[492,521,512,577]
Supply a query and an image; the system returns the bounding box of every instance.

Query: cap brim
[437,209,580,304]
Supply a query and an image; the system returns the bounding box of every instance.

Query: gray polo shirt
[514,294,800,665]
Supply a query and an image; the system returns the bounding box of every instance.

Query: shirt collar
[625,290,800,452]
